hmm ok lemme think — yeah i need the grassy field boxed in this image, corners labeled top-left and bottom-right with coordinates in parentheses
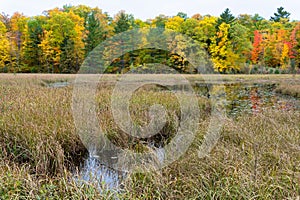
top-left (0, 74), bottom-right (299, 199)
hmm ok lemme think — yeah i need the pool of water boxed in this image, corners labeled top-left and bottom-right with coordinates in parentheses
top-left (74, 155), bottom-right (122, 189)
top-left (46, 81), bottom-right (70, 88)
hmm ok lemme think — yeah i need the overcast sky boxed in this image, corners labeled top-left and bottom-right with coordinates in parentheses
top-left (0, 0), bottom-right (299, 20)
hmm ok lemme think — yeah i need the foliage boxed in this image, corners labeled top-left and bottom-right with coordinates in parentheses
top-left (0, 21), bottom-right (10, 72)
top-left (251, 30), bottom-right (262, 64)
top-left (0, 6), bottom-right (299, 73)
top-left (210, 23), bottom-right (240, 73)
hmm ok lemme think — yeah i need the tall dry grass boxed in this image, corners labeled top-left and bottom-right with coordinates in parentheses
top-left (0, 74), bottom-right (299, 199)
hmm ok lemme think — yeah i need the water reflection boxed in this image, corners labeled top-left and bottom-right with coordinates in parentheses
top-left (195, 82), bottom-right (299, 116)
top-left (47, 81), bottom-right (70, 88)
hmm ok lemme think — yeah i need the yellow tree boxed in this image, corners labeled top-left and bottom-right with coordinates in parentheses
top-left (166, 16), bottom-right (209, 72)
top-left (209, 23), bottom-right (240, 73)
top-left (0, 21), bottom-right (10, 71)
top-left (290, 22), bottom-right (300, 69)
top-left (280, 42), bottom-right (289, 69)
top-left (262, 27), bottom-right (290, 68)
top-left (194, 16), bottom-right (217, 49)
top-left (165, 16), bottom-right (184, 32)
top-left (39, 9), bottom-right (85, 72)
top-left (9, 12), bottom-right (28, 71)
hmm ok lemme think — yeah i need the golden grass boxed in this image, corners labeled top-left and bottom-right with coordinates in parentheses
top-left (0, 74), bottom-right (299, 199)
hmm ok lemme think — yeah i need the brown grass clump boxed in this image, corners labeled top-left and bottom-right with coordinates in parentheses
top-left (275, 83), bottom-right (300, 98)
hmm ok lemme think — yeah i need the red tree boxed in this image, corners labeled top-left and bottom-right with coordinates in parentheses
top-left (251, 30), bottom-right (262, 64)
top-left (290, 22), bottom-right (300, 59)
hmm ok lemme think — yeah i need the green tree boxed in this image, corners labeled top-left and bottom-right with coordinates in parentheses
top-left (236, 14), bottom-right (270, 37)
top-left (180, 18), bottom-right (199, 38)
top-left (24, 16), bottom-right (45, 72)
top-left (216, 8), bottom-right (235, 28)
top-left (114, 11), bottom-right (134, 34)
top-left (151, 14), bottom-right (168, 28)
top-left (270, 7), bottom-right (290, 22)
top-left (84, 10), bottom-right (106, 56)
top-left (252, 14), bottom-right (271, 31)
top-left (176, 12), bottom-right (188, 20)
top-left (111, 11), bottom-right (135, 72)
top-left (229, 23), bottom-right (252, 65)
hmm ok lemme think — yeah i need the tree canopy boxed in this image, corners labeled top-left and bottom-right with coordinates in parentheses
top-left (0, 6), bottom-right (299, 74)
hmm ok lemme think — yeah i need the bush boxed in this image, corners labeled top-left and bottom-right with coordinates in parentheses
top-left (269, 68), bottom-right (274, 74)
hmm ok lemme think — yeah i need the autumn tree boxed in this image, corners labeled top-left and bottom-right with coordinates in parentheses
top-left (9, 12), bottom-right (28, 71)
top-left (290, 22), bottom-right (300, 69)
top-left (262, 29), bottom-right (290, 68)
top-left (280, 42), bottom-right (290, 69)
top-left (195, 16), bottom-right (217, 50)
top-left (210, 23), bottom-right (240, 73)
top-left (0, 5), bottom-right (299, 74)
top-left (0, 21), bottom-right (10, 72)
top-left (0, 13), bottom-right (11, 31)
top-left (165, 16), bottom-right (184, 32)
top-left (251, 30), bottom-right (262, 64)
top-left (39, 9), bottom-right (85, 73)
top-left (192, 13), bottom-right (202, 21)
top-left (64, 5), bottom-right (113, 57)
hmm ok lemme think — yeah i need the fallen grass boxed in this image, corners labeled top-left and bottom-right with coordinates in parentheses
top-left (0, 74), bottom-right (299, 199)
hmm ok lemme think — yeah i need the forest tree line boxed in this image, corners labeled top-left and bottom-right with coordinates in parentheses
top-left (0, 5), bottom-right (300, 74)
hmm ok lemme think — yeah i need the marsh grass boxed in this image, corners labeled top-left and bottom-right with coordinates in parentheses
top-left (0, 74), bottom-right (299, 199)
top-left (121, 109), bottom-right (300, 199)
top-left (275, 83), bottom-right (300, 98)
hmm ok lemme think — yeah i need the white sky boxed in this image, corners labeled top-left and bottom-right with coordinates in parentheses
top-left (0, 0), bottom-right (299, 20)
